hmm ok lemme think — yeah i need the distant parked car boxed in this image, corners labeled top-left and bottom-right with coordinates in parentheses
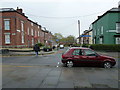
top-left (61, 47), bottom-right (116, 68)
top-left (60, 45), bottom-right (64, 49)
top-left (43, 47), bottom-right (52, 52)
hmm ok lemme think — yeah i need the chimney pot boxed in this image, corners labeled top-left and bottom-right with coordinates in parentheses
top-left (16, 8), bottom-right (23, 13)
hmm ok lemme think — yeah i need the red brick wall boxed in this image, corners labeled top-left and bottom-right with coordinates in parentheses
top-left (1, 9), bottom-right (54, 48)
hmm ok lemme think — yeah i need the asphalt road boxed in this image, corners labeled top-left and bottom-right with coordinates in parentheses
top-left (2, 48), bottom-right (119, 88)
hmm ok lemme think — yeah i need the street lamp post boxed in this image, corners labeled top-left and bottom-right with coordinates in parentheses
top-left (78, 20), bottom-right (80, 44)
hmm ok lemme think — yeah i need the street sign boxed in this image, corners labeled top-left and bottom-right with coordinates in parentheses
top-left (80, 35), bottom-right (91, 37)
top-left (56, 39), bottom-right (59, 41)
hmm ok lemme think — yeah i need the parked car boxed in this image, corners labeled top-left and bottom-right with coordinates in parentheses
top-left (43, 47), bottom-right (52, 52)
top-left (61, 47), bottom-right (116, 68)
top-left (60, 45), bottom-right (64, 49)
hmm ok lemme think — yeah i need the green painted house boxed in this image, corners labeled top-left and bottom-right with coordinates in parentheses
top-left (92, 7), bottom-right (120, 44)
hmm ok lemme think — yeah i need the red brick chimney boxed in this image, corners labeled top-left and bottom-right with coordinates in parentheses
top-left (16, 7), bottom-right (23, 13)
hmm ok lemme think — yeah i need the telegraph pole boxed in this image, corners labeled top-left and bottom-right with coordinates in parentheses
top-left (78, 20), bottom-right (80, 44)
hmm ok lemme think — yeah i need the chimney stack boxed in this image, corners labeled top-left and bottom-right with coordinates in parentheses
top-left (16, 7), bottom-right (23, 13)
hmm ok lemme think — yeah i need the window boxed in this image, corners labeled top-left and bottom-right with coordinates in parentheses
top-left (116, 23), bottom-right (120, 33)
top-left (21, 34), bottom-right (24, 43)
top-left (38, 26), bottom-right (39, 29)
top-left (38, 39), bottom-right (40, 43)
top-left (94, 30), bottom-right (96, 35)
top-left (32, 38), bottom-right (34, 46)
top-left (101, 26), bottom-right (103, 34)
top-left (21, 21), bottom-right (24, 32)
top-left (73, 49), bottom-right (83, 55)
top-left (84, 49), bottom-right (96, 56)
top-left (4, 33), bottom-right (10, 44)
top-left (4, 19), bottom-right (10, 30)
top-left (116, 37), bottom-right (120, 44)
top-left (38, 31), bottom-right (39, 36)
top-left (31, 22), bottom-right (33, 26)
top-left (100, 38), bottom-right (103, 44)
top-left (31, 29), bottom-right (33, 36)
top-left (98, 29), bottom-right (99, 35)
top-left (21, 21), bottom-right (24, 43)
top-left (35, 31), bottom-right (37, 37)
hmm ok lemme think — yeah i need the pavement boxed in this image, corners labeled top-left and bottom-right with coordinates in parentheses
top-left (0, 49), bottom-right (58, 57)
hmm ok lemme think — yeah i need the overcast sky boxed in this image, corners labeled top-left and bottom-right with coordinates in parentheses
top-left (1, 0), bottom-right (120, 37)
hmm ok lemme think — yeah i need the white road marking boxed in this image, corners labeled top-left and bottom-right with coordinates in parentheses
top-left (56, 62), bottom-right (60, 67)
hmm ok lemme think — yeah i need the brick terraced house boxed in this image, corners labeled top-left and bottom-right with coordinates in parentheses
top-left (0, 8), bottom-right (53, 48)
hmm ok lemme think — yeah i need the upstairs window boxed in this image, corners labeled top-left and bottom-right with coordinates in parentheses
top-left (21, 21), bottom-right (24, 32)
top-left (31, 29), bottom-right (33, 36)
top-left (31, 22), bottom-right (33, 26)
top-left (116, 23), bottom-right (120, 33)
top-left (94, 29), bottom-right (96, 36)
top-left (101, 26), bottom-right (103, 34)
top-left (4, 19), bottom-right (10, 30)
top-left (38, 31), bottom-right (39, 36)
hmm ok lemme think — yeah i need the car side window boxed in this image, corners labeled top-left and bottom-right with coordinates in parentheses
top-left (84, 49), bottom-right (96, 56)
top-left (72, 49), bottom-right (83, 56)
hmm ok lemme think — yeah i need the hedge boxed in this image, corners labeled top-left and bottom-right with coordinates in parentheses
top-left (72, 44), bottom-right (120, 52)
top-left (90, 44), bottom-right (120, 52)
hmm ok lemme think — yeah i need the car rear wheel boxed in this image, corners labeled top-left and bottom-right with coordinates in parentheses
top-left (103, 62), bottom-right (112, 68)
top-left (66, 61), bottom-right (73, 67)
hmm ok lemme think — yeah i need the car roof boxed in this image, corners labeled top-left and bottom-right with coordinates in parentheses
top-left (69, 47), bottom-right (90, 50)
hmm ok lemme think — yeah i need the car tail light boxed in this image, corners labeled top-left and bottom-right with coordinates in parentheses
top-left (62, 54), bottom-right (64, 58)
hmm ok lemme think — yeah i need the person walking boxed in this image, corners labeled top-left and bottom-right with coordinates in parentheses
top-left (33, 44), bottom-right (40, 56)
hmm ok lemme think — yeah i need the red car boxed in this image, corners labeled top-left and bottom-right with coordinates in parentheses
top-left (61, 47), bottom-right (116, 68)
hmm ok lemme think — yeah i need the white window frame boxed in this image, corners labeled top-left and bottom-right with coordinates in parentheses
top-left (21, 21), bottom-right (24, 43)
top-left (100, 38), bottom-right (103, 44)
top-left (35, 31), bottom-right (37, 37)
top-left (116, 37), bottom-right (120, 44)
top-left (94, 38), bottom-right (96, 44)
top-left (38, 39), bottom-right (40, 43)
top-left (101, 26), bottom-right (103, 34)
top-left (4, 33), bottom-right (10, 44)
top-left (31, 29), bottom-right (33, 36)
top-left (38, 26), bottom-right (39, 29)
top-left (21, 34), bottom-right (24, 43)
top-left (94, 30), bottom-right (96, 35)
top-left (21, 21), bottom-right (24, 32)
top-left (32, 38), bottom-right (34, 46)
top-left (98, 29), bottom-right (99, 35)
top-left (4, 19), bottom-right (10, 30)
top-left (116, 23), bottom-right (120, 33)
top-left (38, 31), bottom-right (39, 36)
top-left (31, 22), bottom-right (33, 26)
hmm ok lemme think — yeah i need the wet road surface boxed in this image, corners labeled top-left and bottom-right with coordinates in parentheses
top-left (2, 49), bottom-right (119, 88)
